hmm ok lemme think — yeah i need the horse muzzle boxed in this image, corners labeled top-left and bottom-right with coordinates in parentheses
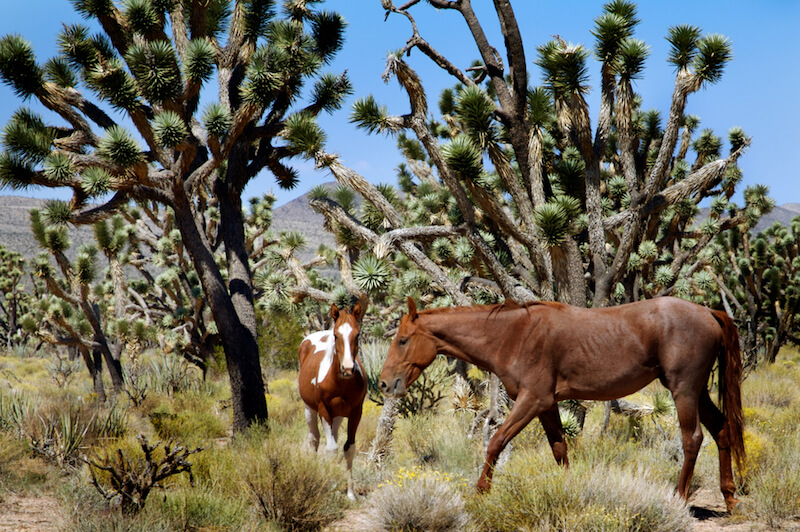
top-left (378, 376), bottom-right (407, 397)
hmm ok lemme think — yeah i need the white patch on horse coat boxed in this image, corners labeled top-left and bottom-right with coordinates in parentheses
top-left (303, 330), bottom-right (335, 386)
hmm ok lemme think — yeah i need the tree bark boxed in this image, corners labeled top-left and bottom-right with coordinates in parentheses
top-left (172, 191), bottom-right (268, 432)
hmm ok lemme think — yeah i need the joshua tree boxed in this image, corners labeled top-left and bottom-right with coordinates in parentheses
top-left (292, 1), bottom-right (770, 315)
top-left (704, 214), bottom-right (800, 367)
top-left (282, 0), bottom-right (771, 453)
top-left (0, 245), bottom-right (29, 348)
top-left (22, 208), bottom-right (126, 400)
top-left (0, 0), bottom-right (351, 430)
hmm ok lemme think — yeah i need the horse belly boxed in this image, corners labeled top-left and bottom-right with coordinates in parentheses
top-left (558, 367), bottom-right (660, 401)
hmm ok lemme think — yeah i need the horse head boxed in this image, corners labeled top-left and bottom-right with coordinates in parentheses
top-left (379, 297), bottom-right (438, 397)
top-left (330, 300), bottom-right (364, 379)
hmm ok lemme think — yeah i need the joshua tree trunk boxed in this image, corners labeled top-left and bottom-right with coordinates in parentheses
top-left (368, 396), bottom-right (400, 466)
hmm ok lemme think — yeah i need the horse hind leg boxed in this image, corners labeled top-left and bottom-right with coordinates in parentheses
top-left (305, 406), bottom-right (320, 452)
top-left (699, 388), bottom-right (738, 511)
top-left (673, 394), bottom-right (704, 502)
top-left (538, 405), bottom-right (569, 467)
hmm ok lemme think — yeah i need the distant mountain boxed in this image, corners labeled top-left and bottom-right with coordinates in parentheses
top-left (271, 183), bottom-right (337, 257)
top-left (0, 196), bottom-right (95, 260)
top-left (1, 192), bottom-right (797, 263)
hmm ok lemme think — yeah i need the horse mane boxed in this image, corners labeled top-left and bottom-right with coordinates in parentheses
top-left (418, 299), bottom-right (566, 317)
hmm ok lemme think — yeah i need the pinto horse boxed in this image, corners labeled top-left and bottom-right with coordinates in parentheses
top-left (299, 301), bottom-right (366, 499)
top-left (379, 296), bottom-right (745, 511)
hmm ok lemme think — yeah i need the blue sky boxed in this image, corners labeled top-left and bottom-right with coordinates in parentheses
top-left (0, 0), bottom-right (797, 207)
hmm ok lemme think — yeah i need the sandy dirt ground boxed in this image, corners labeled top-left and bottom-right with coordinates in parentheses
top-left (1, 487), bottom-right (794, 531)
top-left (0, 494), bottom-right (65, 532)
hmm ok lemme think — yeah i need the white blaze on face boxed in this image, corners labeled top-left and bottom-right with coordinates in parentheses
top-left (338, 322), bottom-right (355, 373)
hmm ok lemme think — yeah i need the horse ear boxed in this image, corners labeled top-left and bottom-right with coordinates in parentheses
top-left (353, 300), bottom-right (365, 322)
top-left (407, 297), bottom-right (418, 321)
top-left (330, 303), bottom-right (339, 321)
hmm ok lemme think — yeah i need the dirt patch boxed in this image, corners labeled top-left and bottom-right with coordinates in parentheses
top-left (689, 487), bottom-right (771, 531)
top-left (0, 494), bottom-right (65, 532)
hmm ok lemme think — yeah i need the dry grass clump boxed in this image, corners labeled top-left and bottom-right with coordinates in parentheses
top-left (737, 350), bottom-right (800, 526)
top-left (241, 429), bottom-right (350, 531)
top-left (467, 448), bottom-right (693, 532)
top-left (357, 467), bottom-right (469, 532)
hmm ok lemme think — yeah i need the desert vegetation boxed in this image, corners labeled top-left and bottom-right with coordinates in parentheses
top-left (1, 340), bottom-right (800, 530)
top-left (1, 0), bottom-right (799, 530)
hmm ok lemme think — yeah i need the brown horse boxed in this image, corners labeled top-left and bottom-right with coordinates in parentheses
top-left (299, 301), bottom-right (366, 499)
top-left (379, 297), bottom-right (745, 511)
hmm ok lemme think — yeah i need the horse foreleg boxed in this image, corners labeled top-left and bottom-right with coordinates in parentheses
top-left (538, 405), bottom-right (569, 467)
top-left (477, 394), bottom-right (543, 493)
top-left (343, 407), bottom-right (362, 500)
top-left (321, 415), bottom-right (344, 454)
top-left (673, 395), bottom-right (704, 502)
top-left (699, 389), bottom-right (739, 511)
top-left (305, 406), bottom-right (320, 452)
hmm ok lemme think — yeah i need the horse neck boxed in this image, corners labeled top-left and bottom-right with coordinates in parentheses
top-left (420, 310), bottom-right (507, 372)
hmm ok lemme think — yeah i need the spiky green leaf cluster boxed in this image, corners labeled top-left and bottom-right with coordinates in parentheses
top-left (537, 40), bottom-right (590, 98)
top-left (311, 72), bottom-right (352, 114)
top-left (0, 35), bottom-right (44, 99)
top-left (98, 125), bottom-right (143, 167)
top-left (441, 135), bottom-right (482, 181)
top-left (311, 10), bottom-right (346, 64)
top-left (81, 167), bottom-right (113, 197)
top-left (533, 201), bottom-right (574, 247)
top-left (353, 254), bottom-right (392, 293)
top-left (202, 103), bottom-right (232, 138)
top-left (283, 112), bottom-right (326, 157)
top-left (152, 110), bottom-right (188, 148)
top-left (666, 24), bottom-right (702, 70)
top-left (44, 57), bottom-right (78, 88)
top-left (124, 0), bottom-right (161, 35)
top-left (350, 96), bottom-right (393, 135)
top-left (184, 38), bottom-right (216, 82)
top-left (2, 108), bottom-right (54, 164)
top-left (125, 40), bottom-right (181, 102)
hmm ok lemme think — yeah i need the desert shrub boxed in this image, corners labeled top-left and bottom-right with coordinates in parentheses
top-left (739, 367), bottom-right (800, 526)
top-left (0, 431), bottom-right (45, 491)
top-left (361, 342), bottom-right (456, 415)
top-left (360, 339), bottom-right (390, 404)
top-left (47, 350), bottom-right (82, 388)
top-left (395, 412), bottom-right (481, 476)
top-left (24, 403), bottom-right (92, 469)
top-left (243, 432), bottom-right (348, 531)
top-left (92, 401), bottom-right (129, 440)
top-left (87, 434), bottom-right (203, 516)
top-left (148, 485), bottom-right (262, 530)
top-left (745, 450), bottom-right (800, 527)
top-left (359, 467), bottom-right (468, 532)
top-left (264, 377), bottom-right (305, 429)
top-left (258, 308), bottom-right (306, 371)
top-left (148, 354), bottom-right (201, 396)
top-left (467, 448), bottom-right (693, 532)
top-left (0, 388), bottom-right (32, 434)
top-left (148, 393), bottom-right (227, 444)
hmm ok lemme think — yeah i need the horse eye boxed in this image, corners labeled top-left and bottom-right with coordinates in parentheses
top-left (398, 337), bottom-right (408, 346)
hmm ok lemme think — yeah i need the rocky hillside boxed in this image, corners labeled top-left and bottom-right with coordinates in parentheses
top-left (0, 193), bottom-right (797, 262)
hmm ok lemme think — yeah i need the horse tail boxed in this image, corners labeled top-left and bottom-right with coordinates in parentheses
top-left (711, 309), bottom-right (746, 473)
